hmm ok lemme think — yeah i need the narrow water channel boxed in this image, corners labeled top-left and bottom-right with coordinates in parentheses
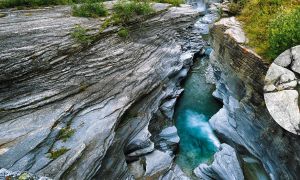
top-left (175, 55), bottom-right (222, 175)
top-left (174, 1), bottom-right (271, 179)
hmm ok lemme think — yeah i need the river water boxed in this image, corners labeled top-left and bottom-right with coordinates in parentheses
top-left (174, 1), bottom-right (270, 179)
top-left (175, 54), bottom-right (222, 175)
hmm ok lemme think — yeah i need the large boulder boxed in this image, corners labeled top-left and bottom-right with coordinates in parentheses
top-left (194, 144), bottom-right (244, 180)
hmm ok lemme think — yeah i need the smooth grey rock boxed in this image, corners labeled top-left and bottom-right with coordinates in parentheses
top-left (264, 90), bottom-right (300, 134)
top-left (215, 17), bottom-right (248, 44)
top-left (127, 142), bottom-right (155, 157)
top-left (161, 99), bottom-right (177, 120)
top-left (145, 150), bottom-right (173, 176)
top-left (194, 144), bottom-right (244, 180)
top-left (159, 126), bottom-right (180, 143)
top-left (160, 165), bottom-right (190, 180)
top-left (273, 49), bottom-right (292, 67)
top-left (264, 63), bottom-right (296, 90)
top-left (263, 84), bottom-right (276, 92)
top-left (276, 80), bottom-right (297, 90)
top-left (291, 46), bottom-right (300, 74)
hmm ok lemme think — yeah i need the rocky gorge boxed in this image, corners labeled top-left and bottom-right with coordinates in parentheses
top-left (0, 0), bottom-right (299, 180)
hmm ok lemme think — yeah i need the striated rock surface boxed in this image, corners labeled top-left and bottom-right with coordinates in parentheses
top-left (0, 3), bottom-right (202, 179)
top-left (209, 17), bottom-right (300, 179)
top-left (194, 143), bottom-right (244, 180)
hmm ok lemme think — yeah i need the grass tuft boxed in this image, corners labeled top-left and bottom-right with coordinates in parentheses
top-left (57, 127), bottom-right (75, 142)
top-left (153, 0), bottom-right (184, 6)
top-left (112, 0), bottom-right (154, 25)
top-left (118, 27), bottom-right (129, 38)
top-left (71, 25), bottom-right (93, 45)
top-left (72, 1), bottom-right (107, 17)
top-left (48, 147), bottom-right (70, 159)
top-left (0, 0), bottom-right (72, 9)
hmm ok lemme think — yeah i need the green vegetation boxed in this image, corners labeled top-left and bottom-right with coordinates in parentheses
top-left (0, 0), bottom-right (72, 9)
top-left (48, 147), bottom-right (70, 159)
top-left (0, 0), bottom-right (104, 9)
top-left (228, 0), bottom-right (247, 15)
top-left (268, 7), bottom-right (300, 60)
top-left (72, 1), bottom-right (107, 17)
top-left (112, 0), bottom-right (153, 24)
top-left (237, 0), bottom-right (300, 61)
top-left (57, 127), bottom-right (75, 142)
top-left (71, 25), bottom-right (93, 45)
top-left (118, 27), bottom-right (129, 38)
top-left (153, 0), bottom-right (184, 6)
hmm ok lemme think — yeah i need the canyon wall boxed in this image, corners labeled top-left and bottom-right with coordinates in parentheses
top-left (209, 17), bottom-right (300, 180)
top-left (0, 3), bottom-right (202, 179)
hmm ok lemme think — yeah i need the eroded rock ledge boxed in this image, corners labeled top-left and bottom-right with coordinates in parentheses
top-left (209, 17), bottom-right (300, 179)
top-left (0, 3), bottom-right (202, 179)
top-left (194, 143), bottom-right (244, 180)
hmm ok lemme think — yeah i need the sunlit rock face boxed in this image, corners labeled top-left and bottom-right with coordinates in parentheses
top-left (0, 3), bottom-right (202, 179)
top-left (264, 46), bottom-right (300, 135)
top-left (209, 17), bottom-right (300, 179)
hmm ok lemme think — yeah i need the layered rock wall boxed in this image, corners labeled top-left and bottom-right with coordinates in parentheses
top-left (209, 17), bottom-right (300, 179)
top-left (0, 4), bottom-right (201, 179)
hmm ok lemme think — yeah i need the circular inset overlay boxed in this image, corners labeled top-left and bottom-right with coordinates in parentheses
top-left (264, 45), bottom-right (300, 135)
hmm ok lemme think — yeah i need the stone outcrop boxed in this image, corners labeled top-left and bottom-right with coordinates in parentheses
top-left (194, 143), bottom-right (244, 180)
top-left (264, 46), bottom-right (300, 135)
top-left (209, 17), bottom-right (300, 179)
top-left (0, 3), bottom-right (202, 179)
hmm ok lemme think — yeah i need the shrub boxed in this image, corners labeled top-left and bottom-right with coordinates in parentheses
top-left (71, 25), bottom-right (93, 45)
top-left (238, 0), bottom-right (300, 61)
top-left (72, 1), bottom-right (107, 17)
top-left (57, 127), bottom-right (75, 142)
top-left (267, 7), bottom-right (300, 59)
top-left (153, 0), bottom-right (184, 6)
top-left (118, 27), bottom-right (129, 38)
top-left (0, 0), bottom-right (103, 9)
top-left (112, 0), bottom-right (153, 24)
top-left (0, 0), bottom-right (72, 9)
top-left (48, 147), bottom-right (70, 159)
top-left (228, 0), bottom-right (247, 15)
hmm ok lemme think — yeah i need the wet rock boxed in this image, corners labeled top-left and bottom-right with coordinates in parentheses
top-left (194, 144), bottom-right (244, 180)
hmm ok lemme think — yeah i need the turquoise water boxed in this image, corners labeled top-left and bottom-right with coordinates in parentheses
top-left (175, 55), bottom-right (222, 174)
